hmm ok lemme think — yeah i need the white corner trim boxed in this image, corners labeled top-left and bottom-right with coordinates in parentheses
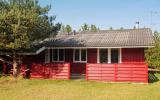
top-left (119, 48), bottom-right (122, 63)
top-left (97, 48), bottom-right (99, 63)
top-left (108, 48), bottom-right (111, 63)
top-left (45, 49), bottom-right (50, 63)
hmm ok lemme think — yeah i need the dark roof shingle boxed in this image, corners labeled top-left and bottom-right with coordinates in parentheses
top-left (42, 28), bottom-right (154, 48)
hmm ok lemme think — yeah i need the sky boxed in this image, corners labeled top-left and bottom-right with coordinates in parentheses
top-left (39, 0), bottom-right (160, 31)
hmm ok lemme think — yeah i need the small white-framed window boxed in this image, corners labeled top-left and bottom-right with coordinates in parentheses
top-left (52, 49), bottom-right (65, 62)
top-left (98, 48), bottom-right (122, 64)
top-left (73, 49), bottom-right (87, 63)
top-left (45, 49), bottom-right (50, 63)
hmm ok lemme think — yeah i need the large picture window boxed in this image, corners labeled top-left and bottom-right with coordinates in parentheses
top-left (98, 48), bottom-right (121, 64)
top-left (111, 49), bottom-right (119, 63)
top-left (74, 49), bottom-right (87, 62)
top-left (99, 49), bottom-right (108, 63)
top-left (52, 49), bottom-right (65, 62)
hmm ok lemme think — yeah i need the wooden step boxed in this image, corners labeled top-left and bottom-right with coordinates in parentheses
top-left (70, 73), bottom-right (86, 79)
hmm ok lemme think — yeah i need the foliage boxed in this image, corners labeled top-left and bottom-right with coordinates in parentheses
top-left (109, 26), bottom-right (113, 30)
top-left (90, 24), bottom-right (98, 32)
top-left (60, 24), bottom-right (72, 33)
top-left (0, 0), bottom-right (61, 76)
top-left (79, 24), bottom-right (99, 32)
top-left (145, 31), bottom-right (160, 69)
top-left (81, 23), bottom-right (90, 32)
top-left (0, 0), bottom-right (60, 50)
top-left (60, 24), bottom-right (66, 32)
top-left (120, 27), bottom-right (124, 30)
top-left (65, 25), bottom-right (72, 33)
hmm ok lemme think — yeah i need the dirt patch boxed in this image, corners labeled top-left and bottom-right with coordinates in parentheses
top-left (0, 80), bottom-right (9, 84)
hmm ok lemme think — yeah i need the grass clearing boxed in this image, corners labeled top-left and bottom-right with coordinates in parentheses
top-left (0, 74), bottom-right (159, 100)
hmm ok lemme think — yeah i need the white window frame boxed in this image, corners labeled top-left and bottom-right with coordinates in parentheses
top-left (45, 49), bottom-right (50, 63)
top-left (73, 49), bottom-right (87, 63)
top-left (52, 49), bottom-right (65, 62)
top-left (97, 48), bottom-right (122, 64)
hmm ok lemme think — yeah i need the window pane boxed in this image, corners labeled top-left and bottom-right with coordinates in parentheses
top-left (75, 49), bottom-right (80, 61)
top-left (45, 49), bottom-right (50, 63)
top-left (111, 49), bottom-right (119, 63)
top-left (100, 49), bottom-right (108, 63)
top-left (59, 49), bottom-right (64, 61)
top-left (53, 49), bottom-right (58, 61)
top-left (81, 49), bottom-right (86, 61)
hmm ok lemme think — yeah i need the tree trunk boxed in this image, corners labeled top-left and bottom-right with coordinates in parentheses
top-left (13, 56), bottom-right (18, 78)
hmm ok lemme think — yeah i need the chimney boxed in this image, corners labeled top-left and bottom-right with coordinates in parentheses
top-left (73, 30), bottom-right (76, 35)
top-left (135, 21), bottom-right (139, 29)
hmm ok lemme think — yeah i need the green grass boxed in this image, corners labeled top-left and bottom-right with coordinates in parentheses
top-left (0, 74), bottom-right (160, 100)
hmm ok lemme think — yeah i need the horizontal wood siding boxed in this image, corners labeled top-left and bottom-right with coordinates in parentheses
top-left (30, 63), bottom-right (70, 79)
top-left (122, 48), bottom-right (144, 63)
top-left (86, 63), bottom-right (148, 83)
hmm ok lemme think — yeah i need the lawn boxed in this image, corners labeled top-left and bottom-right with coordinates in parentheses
top-left (0, 74), bottom-right (159, 100)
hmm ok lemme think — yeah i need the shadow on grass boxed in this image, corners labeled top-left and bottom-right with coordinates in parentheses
top-left (148, 72), bottom-right (159, 83)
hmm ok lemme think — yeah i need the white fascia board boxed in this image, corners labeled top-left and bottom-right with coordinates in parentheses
top-left (19, 47), bottom-right (46, 55)
top-left (49, 46), bottom-right (154, 49)
top-left (36, 47), bottom-right (46, 54)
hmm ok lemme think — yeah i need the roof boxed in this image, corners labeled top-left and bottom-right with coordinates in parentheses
top-left (0, 28), bottom-right (154, 56)
top-left (41, 28), bottom-right (154, 48)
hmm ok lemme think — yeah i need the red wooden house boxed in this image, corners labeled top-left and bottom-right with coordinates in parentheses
top-left (20, 28), bottom-right (154, 83)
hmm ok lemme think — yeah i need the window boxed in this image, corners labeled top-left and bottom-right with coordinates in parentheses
top-left (53, 49), bottom-right (58, 61)
top-left (98, 48), bottom-right (121, 64)
top-left (74, 49), bottom-right (87, 62)
top-left (59, 49), bottom-right (64, 61)
top-left (99, 49), bottom-right (108, 63)
top-left (111, 49), bottom-right (119, 63)
top-left (81, 49), bottom-right (87, 61)
top-left (52, 49), bottom-right (65, 62)
top-left (45, 49), bottom-right (50, 63)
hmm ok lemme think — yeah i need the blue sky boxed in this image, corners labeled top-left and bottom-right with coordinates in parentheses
top-left (39, 0), bottom-right (160, 31)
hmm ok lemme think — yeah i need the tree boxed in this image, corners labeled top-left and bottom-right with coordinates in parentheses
top-left (120, 27), bottom-right (124, 30)
top-left (81, 23), bottom-right (89, 32)
top-left (65, 25), bottom-right (72, 33)
top-left (90, 24), bottom-right (98, 32)
top-left (145, 31), bottom-right (160, 70)
top-left (0, 0), bottom-right (61, 77)
top-left (109, 26), bottom-right (113, 30)
top-left (60, 24), bottom-right (65, 32)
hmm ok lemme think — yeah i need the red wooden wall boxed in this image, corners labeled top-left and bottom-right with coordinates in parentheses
top-left (86, 63), bottom-right (148, 83)
top-left (23, 48), bottom-right (145, 75)
top-left (65, 49), bottom-right (97, 74)
top-left (30, 63), bottom-right (70, 79)
top-left (122, 48), bottom-right (144, 63)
